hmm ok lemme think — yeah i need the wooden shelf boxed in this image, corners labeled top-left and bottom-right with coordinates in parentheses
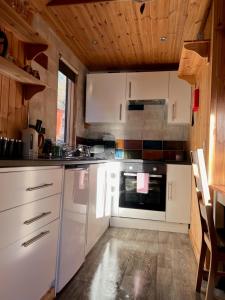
top-left (0, 57), bottom-right (47, 100)
top-left (178, 40), bottom-right (210, 85)
top-left (0, 0), bottom-right (47, 45)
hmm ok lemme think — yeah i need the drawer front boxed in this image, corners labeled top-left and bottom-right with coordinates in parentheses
top-left (0, 220), bottom-right (59, 300)
top-left (0, 167), bottom-right (63, 212)
top-left (0, 194), bottom-right (61, 249)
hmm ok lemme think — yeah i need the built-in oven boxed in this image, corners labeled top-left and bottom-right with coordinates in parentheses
top-left (118, 162), bottom-right (166, 221)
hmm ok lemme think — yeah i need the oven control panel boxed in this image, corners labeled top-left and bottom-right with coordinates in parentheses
top-left (121, 162), bottom-right (166, 174)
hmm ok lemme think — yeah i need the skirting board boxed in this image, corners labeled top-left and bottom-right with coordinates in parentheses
top-left (40, 288), bottom-right (55, 300)
top-left (110, 217), bottom-right (189, 234)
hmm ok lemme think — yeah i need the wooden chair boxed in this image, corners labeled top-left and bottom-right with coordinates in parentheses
top-left (191, 149), bottom-right (225, 300)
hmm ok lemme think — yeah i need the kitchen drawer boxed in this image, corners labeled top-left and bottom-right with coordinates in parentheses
top-left (0, 167), bottom-right (63, 212)
top-left (0, 220), bottom-right (59, 300)
top-left (0, 194), bottom-right (61, 249)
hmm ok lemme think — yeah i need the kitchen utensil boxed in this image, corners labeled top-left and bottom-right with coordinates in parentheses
top-left (0, 137), bottom-right (8, 159)
top-left (42, 139), bottom-right (52, 157)
top-left (6, 139), bottom-right (15, 159)
top-left (35, 119), bottom-right (42, 133)
top-left (13, 140), bottom-right (23, 159)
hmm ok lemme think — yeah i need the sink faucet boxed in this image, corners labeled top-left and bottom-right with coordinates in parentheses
top-left (62, 144), bottom-right (91, 158)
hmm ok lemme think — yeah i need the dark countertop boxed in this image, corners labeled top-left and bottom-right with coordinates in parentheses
top-left (0, 158), bottom-right (191, 168)
top-left (0, 158), bottom-right (108, 168)
top-left (110, 159), bottom-right (191, 165)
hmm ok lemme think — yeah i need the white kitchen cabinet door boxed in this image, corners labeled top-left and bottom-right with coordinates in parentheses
top-left (126, 71), bottom-right (169, 100)
top-left (0, 167), bottom-right (63, 212)
top-left (0, 194), bottom-right (60, 250)
top-left (86, 164), bottom-right (109, 255)
top-left (168, 71), bottom-right (192, 124)
top-left (166, 165), bottom-right (192, 224)
top-left (57, 168), bottom-right (88, 292)
top-left (0, 220), bottom-right (59, 300)
top-left (85, 73), bottom-right (126, 123)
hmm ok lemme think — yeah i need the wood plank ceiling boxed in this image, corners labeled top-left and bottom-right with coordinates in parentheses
top-left (31, 0), bottom-right (210, 70)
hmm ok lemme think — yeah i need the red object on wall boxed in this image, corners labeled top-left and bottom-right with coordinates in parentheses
top-left (193, 88), bottom-right (199, 112)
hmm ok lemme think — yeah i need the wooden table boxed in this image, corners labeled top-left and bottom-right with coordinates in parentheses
top-left (210, 184), bottom-right (225, 226)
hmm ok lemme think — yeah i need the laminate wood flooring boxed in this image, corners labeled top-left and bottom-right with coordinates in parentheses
top-left (57, 228), bottom-right (225, 300)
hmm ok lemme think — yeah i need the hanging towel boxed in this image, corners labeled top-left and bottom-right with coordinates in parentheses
top-left (79, 170), bottom-right (87, 190)
top-left (136, 173), bottom-right (149, 194)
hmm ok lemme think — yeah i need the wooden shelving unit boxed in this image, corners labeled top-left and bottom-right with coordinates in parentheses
top-left (0, 0), bottom-right (47, 45)
top-left (0, 0), bottom-right (49, 99)
top-left (0, 57), bottom-right (47, 100)
top-left (178, 40), bottom-right (210, 85)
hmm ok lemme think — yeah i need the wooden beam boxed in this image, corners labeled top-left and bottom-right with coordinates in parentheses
top-left (197, 0), bottom-right (213, 39)
top-left (47, 0), bottom-right (115, 6)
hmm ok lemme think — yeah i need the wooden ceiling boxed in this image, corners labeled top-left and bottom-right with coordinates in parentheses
top-left (31, 0), bottom-right (211, 70)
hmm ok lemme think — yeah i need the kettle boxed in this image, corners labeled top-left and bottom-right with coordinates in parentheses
top-left (22, 128), bottom-right (38, 159)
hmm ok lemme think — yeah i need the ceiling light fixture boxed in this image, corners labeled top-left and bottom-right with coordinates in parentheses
top-left (160, 36), bottom-right (167, 42)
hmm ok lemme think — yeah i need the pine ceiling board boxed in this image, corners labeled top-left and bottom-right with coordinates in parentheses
top-left (31, 0), bottom-right (210, 70)
top-left (173, 0), bottom-right (189, 63)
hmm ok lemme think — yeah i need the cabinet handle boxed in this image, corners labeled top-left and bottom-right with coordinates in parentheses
top-left (172, 102), bottom-right (176, 120)
top-left (24, 211), bottom-right (52, 225)
top-left (119, 104), bottom-right (122, 121)
top-left (129, 81), bottom-right (132, 98)
top-left (26, 183), bottom-right (53, 192)
top-left (168, 183), bottom-right (173, 200)
top-left (21, 231), bottom-right (50, 248)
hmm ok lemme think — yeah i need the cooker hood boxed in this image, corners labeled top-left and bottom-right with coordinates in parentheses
top-left (128, 99), bottom-right (166, 110)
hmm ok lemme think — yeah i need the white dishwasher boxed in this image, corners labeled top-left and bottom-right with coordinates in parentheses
top-left (57, 165), bottom-right (89, 293)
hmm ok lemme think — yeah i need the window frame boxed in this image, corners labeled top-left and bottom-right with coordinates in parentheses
top-left (56, 59), bottom-right (77, 145)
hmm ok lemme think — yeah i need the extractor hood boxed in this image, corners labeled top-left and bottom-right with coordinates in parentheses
top-left (128, 99), bottom-right (166, 110)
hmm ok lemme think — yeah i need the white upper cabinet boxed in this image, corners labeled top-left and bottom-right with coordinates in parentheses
top-left (85, 73), bottom-right (126, 123)
top-left (167, 71), bottom-right (192, 124)
top-left (126, 71), bottom-right (169, 100)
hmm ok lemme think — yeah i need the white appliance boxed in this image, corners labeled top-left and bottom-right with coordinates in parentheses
top-left (57, 166), bottom-right (89, 292)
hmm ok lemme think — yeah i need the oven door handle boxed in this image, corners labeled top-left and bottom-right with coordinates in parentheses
top-left (123, 173), bottom-right (163, 178)
top-left (123, 173), bottom-right (137, 177)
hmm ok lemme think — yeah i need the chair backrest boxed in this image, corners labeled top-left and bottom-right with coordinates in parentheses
top-left (191, 149), bottom-right (217, 250)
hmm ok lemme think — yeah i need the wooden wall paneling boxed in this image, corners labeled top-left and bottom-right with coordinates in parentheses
top-left (189, 0), bottom-right (225, 261)
top-left (188, 62), bottom-right (212, 260)
top-left (211, 0), bottom-right (225, 185)
top-left (0, 75), bottom-right (2, 135)
top-left (188, 6), bottom-right (213, 261)
top-left (0, 28), bottom-right (27, 139)
top-left (0, 76), bottom-right (9, 136)
top-left (7, 79), bottom-right (16, 138)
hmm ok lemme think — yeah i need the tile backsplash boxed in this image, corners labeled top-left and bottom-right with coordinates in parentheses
top-left (117, 139), bottom-right (188, 161)
top-left (76, 136), bottom-right (188, 161)
top-left (86, 105), bottom-right (189, 141)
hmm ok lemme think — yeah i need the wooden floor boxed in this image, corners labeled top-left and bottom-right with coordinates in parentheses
top-left (57, 228), bottom-right (225, 300)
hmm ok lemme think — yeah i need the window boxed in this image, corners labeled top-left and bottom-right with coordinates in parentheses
top-left (56, 59), bottom-right (77, 144)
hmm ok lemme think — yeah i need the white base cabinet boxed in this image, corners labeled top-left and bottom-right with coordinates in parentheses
top-left (86, 164), bottom-right (109, 255)
top-left (0, 220), bottom-right (59, 300)
top-left (0, 166), bottom-right (62, 300)
top-left (166, 164), bottom-right (192, 224)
